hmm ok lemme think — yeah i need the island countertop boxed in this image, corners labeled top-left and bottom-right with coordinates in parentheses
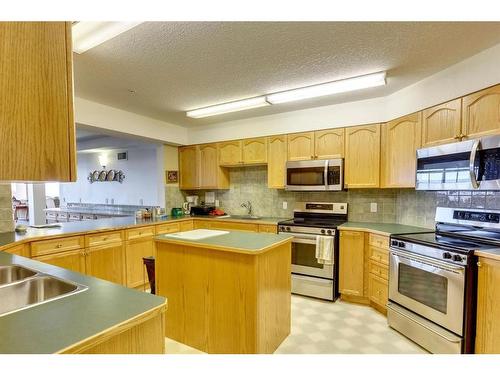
top-left (0, 252), bottom-right (166, 354)
top-left (155, 230), bottom-right (293, 254)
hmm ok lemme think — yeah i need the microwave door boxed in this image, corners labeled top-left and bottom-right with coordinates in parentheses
top-left (473, 134), bottom-right (500, 190)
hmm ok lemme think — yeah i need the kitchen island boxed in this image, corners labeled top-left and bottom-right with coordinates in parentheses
top-left (155, 230), bottom-right (293, 354)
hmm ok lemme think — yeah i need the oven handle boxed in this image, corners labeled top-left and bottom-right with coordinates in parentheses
top-left (390, 248), bottom-right (465, 274)
top-left (324, 160), bottom-right (329, 190)
top-left (469, 138), bottom-right (480, 189)
top-left (292, 238), bottom-right (317, 245)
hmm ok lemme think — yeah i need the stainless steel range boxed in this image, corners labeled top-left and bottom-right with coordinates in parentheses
top-left (388, 207), bottom-right (500, 354)
top-left (278, 202), bottom-right (348, 301)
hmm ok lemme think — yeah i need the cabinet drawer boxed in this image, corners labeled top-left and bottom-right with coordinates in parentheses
top-left (126, 226), bottom-right (155, 241)
top-left (369, 246), bottom-right (389, 266)
top-left (209, 221), bottom-right (258, 232)
top-left (369, 261), bottom-right (388, 280)
top-left (180, 220), bottom-right (194, 232)
top-left (369, 233), bottom-right (389, 249)
top-left (3, 244), bottom-right (30, 257)
top-left (156, 222), bottom-right (181, 235)
top-left (258, 224), bottom-right (277, 233)
top-left (194, 220), bottom-right (211, 229)
top-left (82, 214), bottom-right (96, 221)
top-left (31, 236), bottom-right (84, 257)
top-left (85, 231), bottom-right (123, 247)
top-left (369, 273), bottom-right (388, 307)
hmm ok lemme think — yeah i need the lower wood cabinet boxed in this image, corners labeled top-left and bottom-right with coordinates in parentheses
top-left (180, 220), bottom-right (194, 232)
top-left (339, 230), bottom-right (366, 298)
top-left (258, 224), bottom-right (277, 233)
top-left (85, 242), bottom-right (125, 285)
top-left (33, 249), bottom-right (85, 274)
top-left (368, 273), bottom-right (388, 308)
top-left (3, 244), bottom-right (30, 257)
top-left (125, 227), bottom-right (155, 289)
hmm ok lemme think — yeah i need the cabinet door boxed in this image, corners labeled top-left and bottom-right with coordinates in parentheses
top-left (199, 144), bottom-right (219, 188)
top-left (339, 231), bottom-right (365, 297)
top-left (85, 242), bottom-right (125, 285)
top-left (267, 135), bottom-right (287, 189)
top-left (218, 141), bottom-right (242, 166)
top-left (242, 137), bottom-right (267, 164)
top-left (34, 249), bottom-right (85, 274)
top-left (422, 99), bottom-right (462, 147)
top-left (125, 237), bottom-right (155, 288)
top-left (179, 146), bottom-right (199, 189)
top-left (287, 132), bottom-right (314, 161)
top-left (381, 113), bottom-right (422, 188)
top-left (475, 257), bottom-right (500, 353)
top-left (0, 22), bottom-right (76, 181)
top-left (314, 128), bottom-right (344, 159)
top-left (462, 85), bottom-right (500, 139)
top-left (344, 124), bottom-right (380, 188)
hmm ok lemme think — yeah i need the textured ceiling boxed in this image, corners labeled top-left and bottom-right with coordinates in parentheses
top-left (74, 22), bottom-right (500, 127)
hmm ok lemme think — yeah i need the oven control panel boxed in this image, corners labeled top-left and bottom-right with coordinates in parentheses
top-left (390, 239), bottom-right (468, 266)
top-left (278, 225), bottom-right (336, 236)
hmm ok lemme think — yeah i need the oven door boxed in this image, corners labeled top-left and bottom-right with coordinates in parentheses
top-left (291, 233), bottom-right (334, 279)
top-left (389, 248), bottom-right (465, 335)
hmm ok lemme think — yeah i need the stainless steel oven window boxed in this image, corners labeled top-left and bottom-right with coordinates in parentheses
top-left (292, 241), bottom-right (323, 269)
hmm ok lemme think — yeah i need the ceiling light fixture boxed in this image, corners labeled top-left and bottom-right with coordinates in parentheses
top-left (72, 22), bottom-right (143, 54)
top-left (186, 97), bottom-right (270, 119)
top-left (266, 72), bottom-right (387, 104)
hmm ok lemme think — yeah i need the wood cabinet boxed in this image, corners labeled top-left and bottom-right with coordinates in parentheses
top-left (339, 230), bottom-right (366, 298)
top-left (31, 235), bottom-right (84, 257)
top-left (179, 146), bottom-right (199, 189)
top-left (199, 143), bottom-right (229, 189)
top-left (33, 249), bottom-right (85, 274)
top-left (267, 135), bottom-right (287, 189)
top-left (156, 222), bottom-right (181, 235)
top-left (314, 128), bottom-right (344, 159)
top-left (475, 257), bottom-right (500, 353)
top-left (203, 220), bottom-right (259, 232)
top-left (367, 233), bottom-right (389, 313)
top-left (242, 137), bottom-right (267, 164)
top-left (125, 228), bottom-right (155, 289)
top-left (344, 124), bottom-right (381, 188)
top-left (287, 132), bottom-right (315, 161)
top-left (3, 244), bottom-right (30, 257)
top-left (462, 84), bottom-right (500, 140)
top-left (180, 220), bottom-right (194, 232)
top-left (0, 22), bottom-right (76, 182)
top-left (381, 113), bottom-right (422, 188)
top-left (85, 242), bottom-right (125, 285)
top-left (258, 224), bottom-right (277, 233)
top-left (218, 141), bottom-right (243, 166)
top-left (422, 99), bottom-right (462, 147)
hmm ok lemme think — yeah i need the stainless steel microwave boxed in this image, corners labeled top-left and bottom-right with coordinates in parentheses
top-left (285, 159), bottom-right (343, 191)
top-left (416, 134), bottom-right (500, 190)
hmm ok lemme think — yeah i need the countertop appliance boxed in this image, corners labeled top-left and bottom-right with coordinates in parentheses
top-left (278, 202), bottom-right (348, 301)
top-left (183, 195), bottom-right (199, 215)
top-left (416, 134), bottom-right (500, 190)
top-left (388, 207), bottom-right (500, 354)
top-left (190, 205), bottom-right (215, 216)
top-left (285, 159), bottom-right (343, 191)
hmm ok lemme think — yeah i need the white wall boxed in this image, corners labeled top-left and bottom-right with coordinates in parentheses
top-left (60, 147), bottom-right (163, 206)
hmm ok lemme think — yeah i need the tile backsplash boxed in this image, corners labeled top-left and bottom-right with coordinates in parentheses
top-left (0, 184), bottom-right (14, 233)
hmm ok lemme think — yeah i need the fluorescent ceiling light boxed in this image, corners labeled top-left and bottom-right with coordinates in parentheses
top-left (186, 97), bottom-right (270, 118)
top-left (266, 72), bottom-right (387, 104)
top-left (72, 22), bottom-right (143, 54)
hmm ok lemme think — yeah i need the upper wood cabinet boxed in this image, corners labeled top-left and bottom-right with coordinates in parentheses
top-left (344, 124), bottom-right (381, 188)
top-left (462, 84), bottom-right (500, 140)
top-left (314, 128), bottom-right (344, 159)
top-left (218, 141), bottom-right (243, 166)
top-left (267, 135), bottom-right (287, 189)
top-left (199, 143), bottom-right (229, 189)
top-left (381, 113), bottom-right (422, 188)
top-left (0, 22), bottom-right (76, 182)
top-left (422, 99), bottom-right (462, 147)
top-left (339, 230), bottom-right (365, 297)
top-left (242, 137), bottom-right (267, 164)
top-left (287, 132), bottom-right (315, 161)
top-left (179, 146), bottom-right (199, 189)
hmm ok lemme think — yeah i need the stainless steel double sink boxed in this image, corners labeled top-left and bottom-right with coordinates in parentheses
top-left (0, 264), bottom-right (88, 317)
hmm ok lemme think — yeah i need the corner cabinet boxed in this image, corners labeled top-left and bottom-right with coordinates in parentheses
top-left (267, 135), bottom-right (287, 189)
top-left (462, 84), bottom-right (500, 140)
top-left (339, 230), bottom-right (366, 298)
top-left (0, 22), bottom-right (76, 182)
top-left (422, 99), bottom-right (462, 147)
top-left (381, 113), bottom-right (422, 188)
top-left (344, 124), bottom-right (381, 188)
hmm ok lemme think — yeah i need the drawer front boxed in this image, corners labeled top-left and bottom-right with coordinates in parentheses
top-left (126, 226), bottom-right (155, 241)
top-left (369, 245), bottom-right (389, 266)
top-left (58, 212), bottom-right (69, 219)
top-left (369, 273), bottom-right (388, 307)
top-left (69, 213), bottom-right (81, 221)
top-left (369, 233), bottom-right (389, 249)
top-left (46, 212), bottom-right (57, 219)
top-left (82, 214), bottom-right (96, 220)
top-left (85, 231), bottom-right (123, 247)
top-left (180, 220), bottom-right (194, 231)
top-left (31, 236), bottom-right (84, 257)
top-left (209, 221), bottom-right (258, 232)
top-left (258, 224), bottom-right (277, 233)
top-left (156, 222), bottom-right (181, 235)
top-left (194, 220), bottom-right (211, 229)
top-left (369, 260), bottom-right (388, 280)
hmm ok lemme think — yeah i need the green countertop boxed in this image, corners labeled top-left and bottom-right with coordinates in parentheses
top-left (156, 231), bottom-right (293, 254)
top-left (0, 252), bottom-right (166, 354)
top-left (338, 222), bottom-right (432, 235)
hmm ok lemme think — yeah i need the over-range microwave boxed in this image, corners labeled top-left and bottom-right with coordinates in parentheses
top-left (416, 134), bottom-right (500, 190)
top-left (285, 159), bottom-right (343, 191)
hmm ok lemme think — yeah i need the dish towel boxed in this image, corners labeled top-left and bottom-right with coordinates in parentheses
top-left (316, 235), bottom-right (334, 265)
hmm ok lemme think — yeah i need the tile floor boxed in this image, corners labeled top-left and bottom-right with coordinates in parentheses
top-left (165, 295), bottom-right (428, 354)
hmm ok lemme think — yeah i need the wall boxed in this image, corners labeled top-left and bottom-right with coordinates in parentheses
top-left (0, 184), bottom-right (14, 233)
top-left (60, 147), bottom-right (164, 207)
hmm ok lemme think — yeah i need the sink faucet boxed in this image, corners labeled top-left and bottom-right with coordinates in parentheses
top-left (241, 201), bottom-right (252, 215)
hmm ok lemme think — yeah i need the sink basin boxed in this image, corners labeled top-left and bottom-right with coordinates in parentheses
top-left (0, 265), bottom-right (37, 286)
top-left (0, 275), bottom-right (87, 317)
top-left (225, 215), bottom-right (262, 220)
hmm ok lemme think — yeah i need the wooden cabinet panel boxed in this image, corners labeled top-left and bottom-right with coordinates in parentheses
top-left (344, 124), bottom-right (380, 188)
top-left (156, 222), bottom-right (181, 235)
top-left (463, 84), bottom-right (500, 139)
top-left (0, 22), bottom-right (76, 182)
top-left (208, 221), bottom-right (259, 232)
top-left (368, 273), bottom-right (388, 307)
top-left (179, 146), bottom-right (199, 189)
top-left (369, 233), bottom-right (389, 249)
top-left (475, 257), bottom-right (500, 353)
top-left (3, 244), bottom-right (30, 257)
top-left (85, 242), bottom-right (125, 285)
top-left (85, 231), bottom-right (123, 247)
top-left (381, 113), bottom-right (422, 188)
top-left (422, 99), bottom-right (462, 147)
top-left (180, 220), bottom-right (194, 232)
top-left (287, 132), bottom-right (314, 161)
top-left (369, 246), bottom-right (389, 266)
top-left (194, 220), bottom-right (211, 229)
top-left (258, 224), bottom-right (277, 233)
top-left (125, 226), bottom-right (155, 241)
top-left (31, 235), bottom-right (84, 257)
top-left (242, 137), bottom-right (267, 164)
top-left (267, 135), bottom-right (287, 189)
top-left (33, 249), bottom-right (85, 274)
top-left (368, 261), bottom-right (388, 281)
top-left (339, 230), bottom-right (365, 297)
top-left (314, 128), bottom-right (344, 159)
top-left (218, 141), bottom-right (242, 166)
top-left (199, 143), bottom-right (229, 189)
top-left (125, 237), bottom-right (155, 288)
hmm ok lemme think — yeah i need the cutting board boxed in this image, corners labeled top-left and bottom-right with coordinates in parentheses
top-left (164, 229), bottom-right (229, 240)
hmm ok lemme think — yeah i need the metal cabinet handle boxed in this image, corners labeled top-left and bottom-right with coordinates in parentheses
top-left (469, 139), bottom-right (480, 189)
top-left (56, 244), bottom-right (62, 248)
top-left (477, 261), bottom-right (482, 268)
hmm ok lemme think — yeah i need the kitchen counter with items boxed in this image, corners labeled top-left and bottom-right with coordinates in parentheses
top-left (0, 251), bottom-right (166, 354)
